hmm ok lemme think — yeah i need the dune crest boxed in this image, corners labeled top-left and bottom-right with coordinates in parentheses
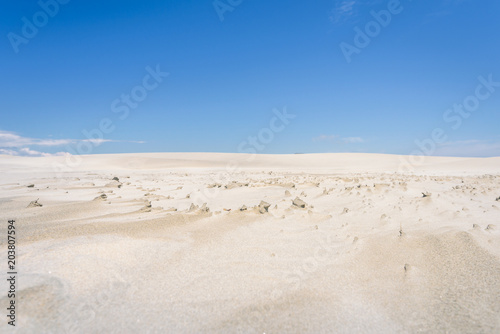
top-left (0, 152), bottom-right (499, 332)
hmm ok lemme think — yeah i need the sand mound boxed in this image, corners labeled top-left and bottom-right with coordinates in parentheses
top-left (1, 152), bottom-right (499, 332)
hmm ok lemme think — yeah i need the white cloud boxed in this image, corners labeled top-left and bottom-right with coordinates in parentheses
top-left (0, 148), bottom-right (19, 156)
top-left (329, 0), bottom-right (357, 24)
top-left (0, 132), bottom-right (30, 147)
top-left (342, 137), bottom-right (364, 143)
top-left (434, 140), bottom-right (500, 157)
top-left (424, 0), bottom-right (469, 22)
top-left (313, 134), bottom-right (338, 142)
top-left (0, 131), bottom-right (75, 148)
top-left (34, 139), bottom-right (77, 146)
top-left (18, 148), bottom-right (68, 157)
top-left (313, 134), bottom-right (364, 144)
top-left (329, 0), bottom-right (386, 25)
top-left (0, 130), bottom-right (145, 157)
top-left (81, 139), bottom-right (114, 145)
top-left (0, 131), bottom-right (114, 148)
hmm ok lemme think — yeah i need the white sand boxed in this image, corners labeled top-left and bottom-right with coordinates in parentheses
top-left (0, 153), bottom-right (499, 333)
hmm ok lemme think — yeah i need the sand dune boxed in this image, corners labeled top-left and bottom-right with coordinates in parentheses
top-left (0, 153), bottom-right (499, 333)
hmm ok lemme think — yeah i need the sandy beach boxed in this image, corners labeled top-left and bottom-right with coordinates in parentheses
top-left (0, 152), bottom-right (499, 333)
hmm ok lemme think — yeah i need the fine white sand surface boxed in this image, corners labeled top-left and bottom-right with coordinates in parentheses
top-left (0, 152), bottom-right (499, 333)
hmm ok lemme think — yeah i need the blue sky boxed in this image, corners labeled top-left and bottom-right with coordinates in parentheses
top-left (1, 0), bottom-right (499, 157)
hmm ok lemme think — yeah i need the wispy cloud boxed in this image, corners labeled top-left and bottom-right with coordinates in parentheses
top-left (0, 148), bottom-right (19, 156)
top-left (434, 139), bottom-right (500, 157)
top-left (341, 137), bottom-right (364, 143)
top-left (0, 130), bottom-right (145, 156)
top-left (328, 0), bottom-right (387, 25)
top-left (424, 0), bottom-right (470, 22)
top-left (313, 134), bottom-right (364, 144)
top-left (329, 0), bottom-right (357, 24)
top-left (442, 0), bottom-right (468, 5)
top-left (313, 134), bottom-right (339, 142)
top-left (0, 131), bottom-right (74, 148)
top-left (0, 147), bottom-right (68, 157)
top-left (0, 131), bottom-right (119, 148)
top-left (18, 148), bottom-right (69, 157)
